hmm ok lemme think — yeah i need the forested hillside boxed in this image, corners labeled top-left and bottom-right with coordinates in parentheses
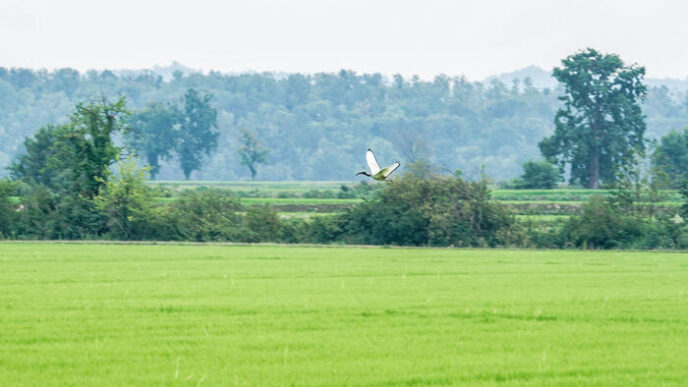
top-left (2, 66), bottom-right (688, 180)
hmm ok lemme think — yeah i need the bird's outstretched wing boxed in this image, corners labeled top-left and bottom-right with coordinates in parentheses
top-left (382, 162), bottom-right (400, 177)
top-left (366, 149), bottom-right (381, 174)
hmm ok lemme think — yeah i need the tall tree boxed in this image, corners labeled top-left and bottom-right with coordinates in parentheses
top-left (238, 128), bottom-right (269, 180)
top-left (61, 98), bottom-right (129, 198)
top-left (126, 102), bottom-right (178, 179)
top-left (539, 48), bottom-right (647, 188)
top-left (176, 89), bottom-right (218, 180)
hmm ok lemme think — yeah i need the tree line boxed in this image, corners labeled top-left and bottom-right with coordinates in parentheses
top-left (2, 56), bottom-right (688, 182)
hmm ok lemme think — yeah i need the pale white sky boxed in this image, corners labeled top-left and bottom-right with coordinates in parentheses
top-left (1, 0), bottom-right (687, 80)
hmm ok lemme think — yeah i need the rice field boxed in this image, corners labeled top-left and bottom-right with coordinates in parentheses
top-left (1, 243), bottom-right (687, 385)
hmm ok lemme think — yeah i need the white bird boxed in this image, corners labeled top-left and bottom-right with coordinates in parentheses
top-left (356, 149), bottom-right (400, 181)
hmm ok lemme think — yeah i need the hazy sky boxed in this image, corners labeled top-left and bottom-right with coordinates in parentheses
top-left (1, 0), bottom-right (687, 80)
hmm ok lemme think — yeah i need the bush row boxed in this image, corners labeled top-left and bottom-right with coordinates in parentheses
top-left (2, 170), bottom-right (688, 249)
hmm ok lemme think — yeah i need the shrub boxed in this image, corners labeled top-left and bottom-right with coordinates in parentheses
top-left (512, 160), bottom-right (560, 189)
top-left (337, 173), bottom-right (515, 246)
top-left (245, 205), bottom-right (282, 242)
top-left (14, 189), bottom-right (104, 240)
top-left (305, 216), bottom-right (343, 244)
top-left (13, 186), bottom-right (58, 239)
top-left (277, 218), bottom-right (311, 243)
top-left (164, 189), bottom-right (246, 242)
top-left (562, 195), bottom-right (643, 249)
top-left (93, 158), bottom-right (161, 240)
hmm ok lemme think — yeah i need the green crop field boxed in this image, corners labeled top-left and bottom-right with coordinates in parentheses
top-left (153, 180), bottom-right (352, 190)
top-left (1, 243), bottom-right (687, 385)
top-left (147, 182), bottom-right (682, 203)
top-left (493, 189), bottom-right (681, 202)
top-left (515, 214), bottom-right (571, 222)
top-left (152, 180), bottom-right (354, 195)
top-left (241, 197), bottom-right (362, 205)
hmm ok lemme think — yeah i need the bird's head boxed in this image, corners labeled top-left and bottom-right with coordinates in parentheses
top-left (356, 171), bottom-right (370, 177)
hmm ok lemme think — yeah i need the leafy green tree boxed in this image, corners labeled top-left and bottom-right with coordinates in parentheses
top-left (93, 157), bottom-right (158, 240)
top-left (10, 125), bottom-right (63, 188)
top-left (238, 128), bottom-right (269, 180)
top-left (176, 89), bottom-right (218, 179)
top-left (539, 48), bottom-right (647, 188)
top-left (652, 128), bottom-right (688, 188)
top-left (9, 98), bottom-right (128, 239)
top-left (126, 102), bottom-right (178, 179)
top-left (58, 98), bottom-right (129, 198)
top-left (11, 98), bottom-right (128, 198)
top-left (514, 160), bottom-right (560, 189)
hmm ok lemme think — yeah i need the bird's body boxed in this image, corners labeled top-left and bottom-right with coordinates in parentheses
top-left (356, 149), bottom-right (400, 181)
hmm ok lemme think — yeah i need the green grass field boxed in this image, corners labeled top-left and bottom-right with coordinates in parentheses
top-left (153, 180), bottom-right (353, 195)
top-left (149, 182), bottom-right (683, 203)
top-left (241, 197), bottom-right (362, 205)
top-left (1, 243), bottom-right (687, 385)
top-left (493, 189), bottom-right (681, 202)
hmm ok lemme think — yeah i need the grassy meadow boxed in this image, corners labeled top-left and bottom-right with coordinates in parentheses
top-left (1, 243), bottom-right (687, 385)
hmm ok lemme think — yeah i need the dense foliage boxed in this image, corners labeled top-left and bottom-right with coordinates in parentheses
top-left (2, 65), bottom-right (687, 181)
top-left (335, 173), bottom-right (516, 246)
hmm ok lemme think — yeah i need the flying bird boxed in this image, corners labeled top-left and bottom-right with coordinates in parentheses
top-left (356, 149), bottom-right (400, 181)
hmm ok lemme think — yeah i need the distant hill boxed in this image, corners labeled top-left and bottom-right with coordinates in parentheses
top-left (116, 61), bottom-right (688, 94)
top-left (486, 65), bottom-right (688, 95)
